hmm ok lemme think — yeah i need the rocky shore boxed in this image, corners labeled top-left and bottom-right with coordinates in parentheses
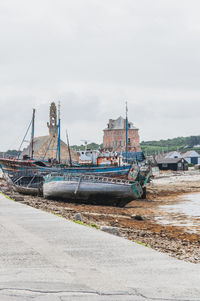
top-left (1, 170), bottom-right (200, 264)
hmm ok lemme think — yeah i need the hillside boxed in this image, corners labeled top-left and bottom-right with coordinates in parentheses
top-left (141, 136), bottom-right (200, 155)
top-left (72, 136), bottom-right (200, 155)
top-left (1, 136), bottom-right (200, 157)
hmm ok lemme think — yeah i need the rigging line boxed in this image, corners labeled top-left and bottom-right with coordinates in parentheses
top-left (66, 130), bottom-right (72, 167)
top-left (43, 125), bottom-right (58, 161)
top-left (17, 119), bottom-right (33, 158)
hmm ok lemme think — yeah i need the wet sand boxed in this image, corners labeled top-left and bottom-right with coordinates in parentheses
top-left (1, 170), bottom-right (200, 263)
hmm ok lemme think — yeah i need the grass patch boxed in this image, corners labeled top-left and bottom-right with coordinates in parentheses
top-left (0, 191), bottom-right (15, 201)
top-left (135, 240), bottom-right (150, 248)
top-left (73, 219), bottom-right (99, 229)
top-left (73, 220), bottom-right (86, 226)
top-left (89, 223), bottom-right (100, 229)
top-left (52, 212), bottom-right (64, 218)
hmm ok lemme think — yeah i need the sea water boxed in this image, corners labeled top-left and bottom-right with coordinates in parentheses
top-left (155, 193), bottom-right (200, 233)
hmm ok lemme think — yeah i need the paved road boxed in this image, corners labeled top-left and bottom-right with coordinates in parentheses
top-left (0, 193), bottom-right (199, 301)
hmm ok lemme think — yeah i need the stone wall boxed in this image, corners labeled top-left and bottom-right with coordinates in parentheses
top-left (34, 135), bottom-right (78, 162)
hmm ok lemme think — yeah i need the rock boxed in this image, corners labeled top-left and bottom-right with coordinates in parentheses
top-left (74, 213), bottom-right (83, 222)
top-left (132, 215), bottom-right (144, 221)
top-left (100, 226), bottom-right (120, 237)
top-left (13, 195), bottom-right (24, 202)
top-left (19, 201), bottom-right (29, 205)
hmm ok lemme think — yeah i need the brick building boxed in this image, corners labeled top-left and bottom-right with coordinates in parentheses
top-left (103, 116), bottom-right (141, 152)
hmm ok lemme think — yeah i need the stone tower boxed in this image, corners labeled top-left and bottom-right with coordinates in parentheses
top-left (20, 101), bottom-right (79, 162)
top-left (47, 102), bottom-right (58, 136)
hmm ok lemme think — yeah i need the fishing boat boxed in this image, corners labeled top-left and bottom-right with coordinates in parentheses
top-left (2, 159), bottom-right (150, 199)
top-left (43, 173), bottom-right (143, 206)
top-left (0, 157), bottom-right (132, 177)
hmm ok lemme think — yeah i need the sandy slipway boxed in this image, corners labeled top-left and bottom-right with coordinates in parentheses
top-left (0, 193), bottom-right (200, 301)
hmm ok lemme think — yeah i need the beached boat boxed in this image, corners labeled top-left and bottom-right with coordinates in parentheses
top-left (8, 170), bottom-right (44, 196)
top-left (43, 174), bottom-right (143, 206)
top-left (3, 161), bottom-right (150, 200)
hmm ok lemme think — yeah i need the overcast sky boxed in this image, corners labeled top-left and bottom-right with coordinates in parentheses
top-left (0, 0), bottom-right (200, 151)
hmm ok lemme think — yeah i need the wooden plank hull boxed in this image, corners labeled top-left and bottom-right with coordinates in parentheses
top-left (0, 158), bottom-right (131, 177)
top-left (8, 172), bottom-right (44, 197)
top-left (13, 185), bottom-right (43, 196)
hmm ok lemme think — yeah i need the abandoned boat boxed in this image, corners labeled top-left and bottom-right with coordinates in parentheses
top-left (43, 173), bottom-right (143, 206)
top-left (8, 170), bottom-right (44, 196)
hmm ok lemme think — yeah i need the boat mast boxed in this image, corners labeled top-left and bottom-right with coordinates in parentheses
top-left (66, 130), bottom-right (72, 167)
top-left (58, 101), bottom-right (61, 164)
top-left (125, 101), bottom-right (128, 163)
top-left (18, 110), bottom-right (35, 159)
top-left (31, 108), bottom-right (35, 160)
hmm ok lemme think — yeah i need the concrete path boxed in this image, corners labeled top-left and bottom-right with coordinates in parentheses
top-left (0, 193), bottom-right (199, 301)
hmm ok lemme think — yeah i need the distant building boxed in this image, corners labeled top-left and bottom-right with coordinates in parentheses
top-left (20, 102), bottom-right (78, 163)
top-left (155, 151), bottom-right (182, 163)
top-left (182, 150), bottom-right (200, 165)
top-left (156, 157), bottom-right (188, 171)
top-left (164, 151), bottom-right (182, 159)
top-left (155, 151), bottom-right (182, 160)
top-left (103, 116), bottom-right (141, 152)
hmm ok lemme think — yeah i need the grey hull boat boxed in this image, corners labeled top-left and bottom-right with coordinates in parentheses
top-left (43, 174), bottom-right (143, 206)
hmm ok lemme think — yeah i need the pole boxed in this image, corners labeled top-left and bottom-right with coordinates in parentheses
top-left (66, 130), bottom-right (72, 167)
top-left (125, 101), bottom-right (128, 163)
top-left (31, 109), bottom-right (35, 159)
top-left (58, 102), bottom-right (61, 164)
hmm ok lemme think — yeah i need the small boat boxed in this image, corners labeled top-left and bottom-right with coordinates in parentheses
top-left (43, 174), bottom-right (143, 206)
top-left (8, 170), bottom-right (44, 196)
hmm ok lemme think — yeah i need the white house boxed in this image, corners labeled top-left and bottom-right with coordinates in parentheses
top-left (164, 151), bottom-right (182, 159)
top-left (182, 150), bottom-right (200, 165)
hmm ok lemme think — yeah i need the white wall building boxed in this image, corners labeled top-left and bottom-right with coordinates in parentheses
top-left (164, 151), bottom-right (182, 159)
top-left (182, 151), bottom-right (200, 165)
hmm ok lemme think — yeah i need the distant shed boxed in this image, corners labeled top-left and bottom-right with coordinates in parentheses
top-left (182, 151), bottom-right (200, 165)
top-left (156, 158), bottom-right (188, 171)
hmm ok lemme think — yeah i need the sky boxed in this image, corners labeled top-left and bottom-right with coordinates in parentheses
top-left (0, 0), bottom-right (200, 151)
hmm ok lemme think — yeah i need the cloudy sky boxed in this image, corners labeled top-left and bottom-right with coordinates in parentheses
top-left (0, 0), bottom-right (200, 151)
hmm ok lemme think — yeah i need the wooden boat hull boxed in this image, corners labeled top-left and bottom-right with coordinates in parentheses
top-left (8, 172), bottom-right (44, 196)
top-left (13, 185), bottom-right (43, 196)
top-left (0, 158), bottom-right (131, 177)
top-left (43, 175), bottom-right (143, 206)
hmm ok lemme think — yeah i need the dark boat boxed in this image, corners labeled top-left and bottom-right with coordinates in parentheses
top-left (7, 170), bottom-right (44, 196)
